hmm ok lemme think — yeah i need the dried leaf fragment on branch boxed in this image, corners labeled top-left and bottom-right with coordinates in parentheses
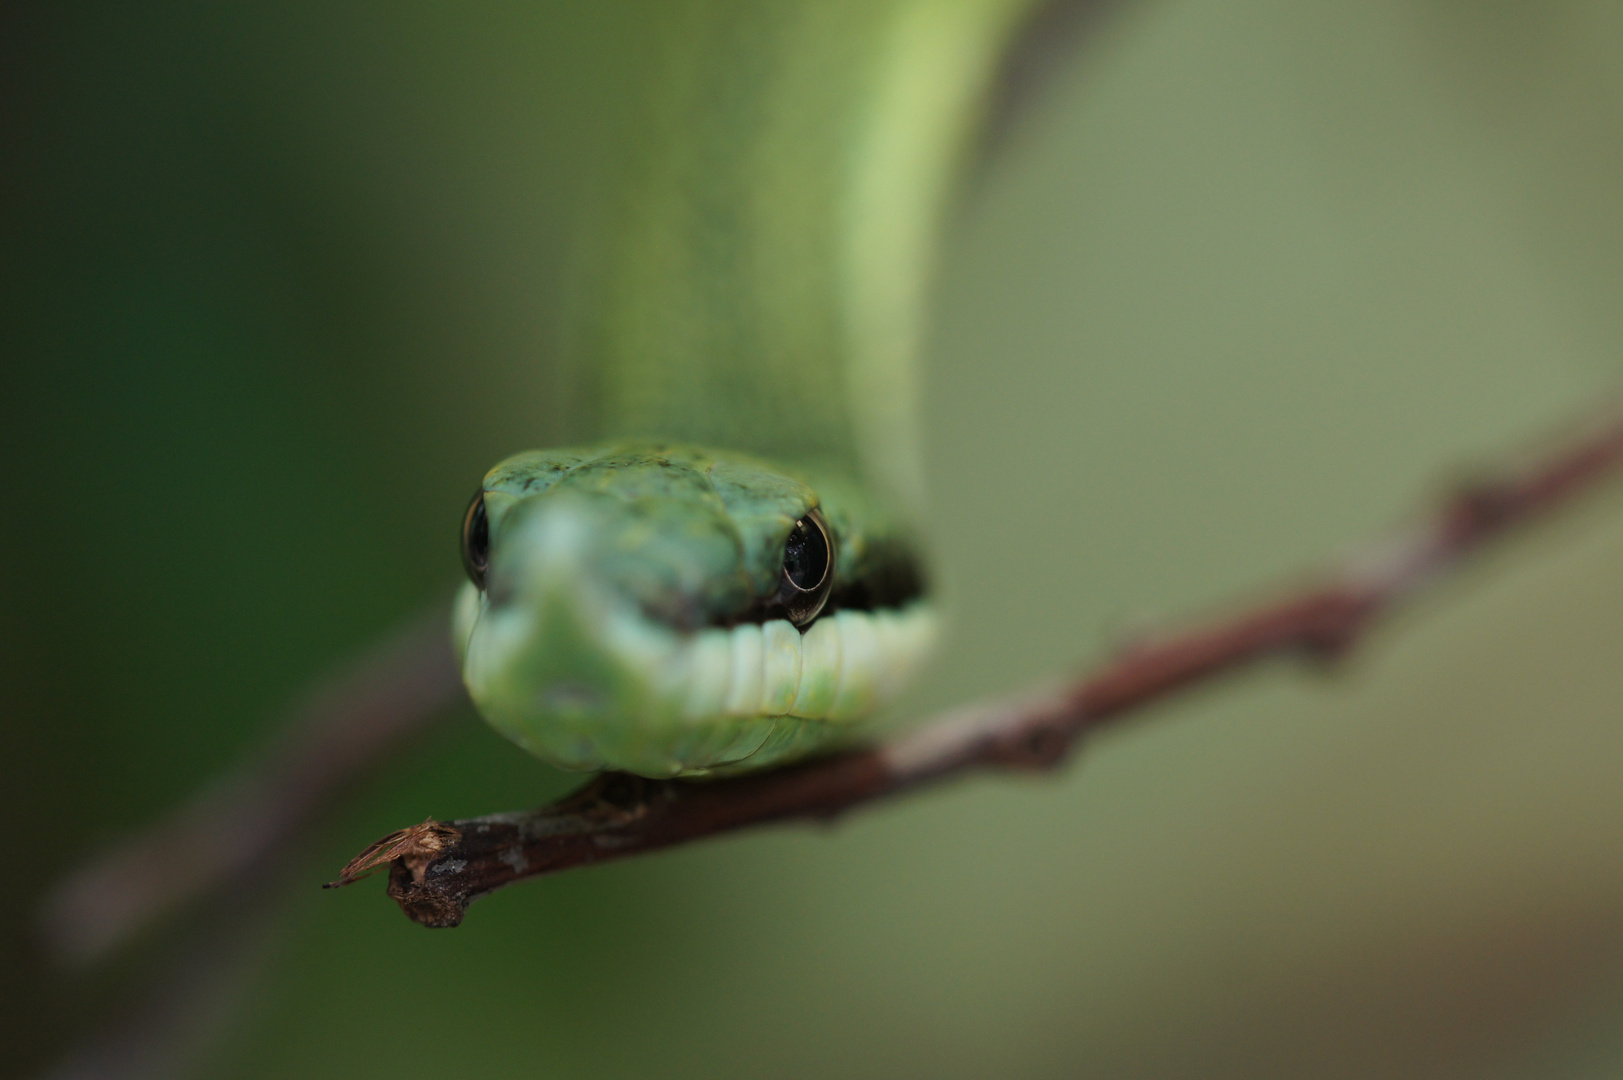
top-left (332, 406), bottom-right (1623, 929)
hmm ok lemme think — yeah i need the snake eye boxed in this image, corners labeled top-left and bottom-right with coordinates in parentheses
top-left (778, 508), bottom-right (834, 627)
top-left (461, 490), bottom-right (490, 590)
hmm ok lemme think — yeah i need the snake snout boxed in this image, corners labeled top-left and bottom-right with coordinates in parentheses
top-left (491, 490), bottom-right (748, 630)
top-left (459, 489), bottom-right (760, 774)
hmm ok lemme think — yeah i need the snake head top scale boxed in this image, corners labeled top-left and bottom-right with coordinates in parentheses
top-left (453, 442), bottom-right (934, 778)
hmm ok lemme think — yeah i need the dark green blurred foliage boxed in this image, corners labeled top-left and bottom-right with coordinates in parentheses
top-left (7, 2), bottom-right (1623, 1078)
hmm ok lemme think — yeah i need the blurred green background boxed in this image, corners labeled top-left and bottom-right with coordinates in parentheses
top-left (7, 1), bottom-right (1623, 1077)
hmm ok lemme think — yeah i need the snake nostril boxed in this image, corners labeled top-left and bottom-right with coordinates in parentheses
top-left (541, 682), bottom-right (606, 714)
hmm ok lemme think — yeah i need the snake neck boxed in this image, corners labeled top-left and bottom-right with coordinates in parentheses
top-left (557, 0), bottom-right (1037, 513)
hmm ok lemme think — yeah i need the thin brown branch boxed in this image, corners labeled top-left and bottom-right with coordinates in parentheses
top-left (43, 602), bottom-right (466, 967)
top-left (333, 406), bottom-right (1623, 929)
top-left (37, 879), bottom-right (286, 1080)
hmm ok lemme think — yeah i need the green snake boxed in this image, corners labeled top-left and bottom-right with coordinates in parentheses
top-left (454, 0), bottom-right (1058, 777)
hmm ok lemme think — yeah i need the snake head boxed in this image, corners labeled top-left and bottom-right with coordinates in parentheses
top-left (453, 442), bottom-right (934, 777)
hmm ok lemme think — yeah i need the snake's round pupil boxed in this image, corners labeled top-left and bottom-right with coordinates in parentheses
top-left (784, 517), bottom-right (828, 590)
top-left (779, 509), bottom-right (834, 627)
top-left (462, 491), bottom-right (490, 589)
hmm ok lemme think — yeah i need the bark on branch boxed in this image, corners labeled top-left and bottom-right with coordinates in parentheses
top-left (330, 406), bottom-right (1623, 928)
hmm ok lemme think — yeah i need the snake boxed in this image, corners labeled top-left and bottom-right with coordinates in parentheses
top-left (453, 0), bottom-right (1069, 777)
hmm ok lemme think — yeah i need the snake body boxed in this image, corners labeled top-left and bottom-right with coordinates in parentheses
top-left (457, 0), bottom-right (1046, 776)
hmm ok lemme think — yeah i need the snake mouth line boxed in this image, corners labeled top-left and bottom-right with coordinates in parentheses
top-left (725, 538), bottom-right (930, 629)
top-left (714, 567), bottom-right (929, 630)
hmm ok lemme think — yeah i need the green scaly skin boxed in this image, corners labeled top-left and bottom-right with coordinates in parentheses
top-left (459, 0), bottom-right (1039, 777)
